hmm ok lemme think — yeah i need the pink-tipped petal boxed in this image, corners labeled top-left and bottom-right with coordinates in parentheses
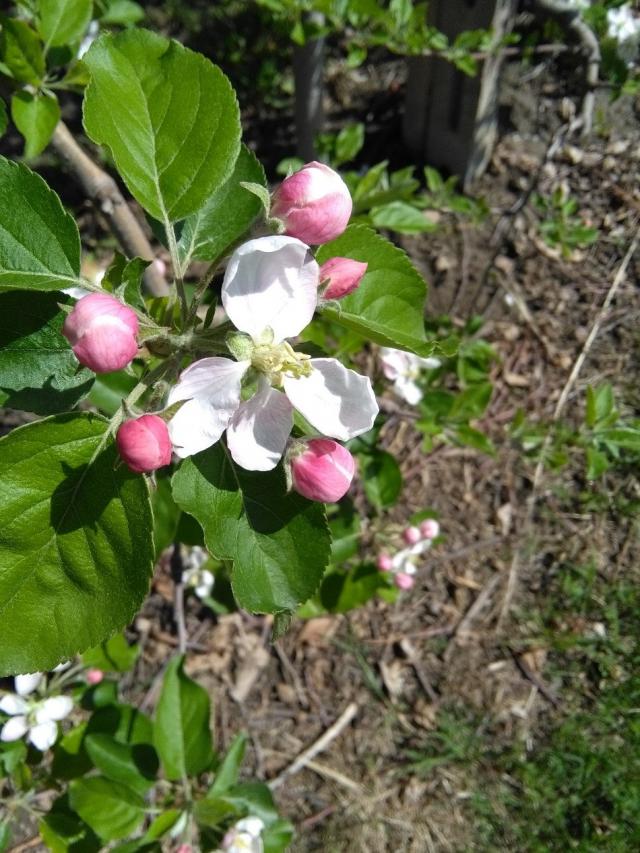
top-left (376, 554), bottom-right (393, 572)
top-left (420, 519), bottom-right (440, 539)
top-left (62, 292), bottom-right (139, 373)
top-left (403, 526), bottom-right (422, 546)
top-left (290, 439), bottom-right (355, 503)
top-left (117, 415), bottom-right (172, 474)
top-left (394, 572), bottom-right (415, 591)
top-left (320, 257), bottom-right (368, 300)
top-left (271, 162), bottom-right (352, 245)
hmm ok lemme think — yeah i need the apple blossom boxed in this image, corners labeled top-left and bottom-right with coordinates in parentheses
top-left (182, 546), bottom-right (215, 599)
top-left (168, 236), bottom-right (378, 471)
top-left (319, 257), bottom-right (368, 300)
top-left (607, 4), bottom-right (640, 64)
top-left (395, 572), bottom-right (415, 591)
top-left (86, 669), bottom-right (104, 686)
top-left (376, 553), bottom-right (393, 572)
top-left (379, 347), bottom-right (441, 405)
top-left (271, 161), bottom-right (352, 244)
top-left (0, 673), bottom-right (72, 751)
top-left (62, 292), bottom-right (139, 373)
top-left (221, 816), bottom-right (265, 853)
top-left (116, 414), bottom-right (172, 474)
top-left (289, 438), bottom-right (356, 503)
top-left (420, 519), bottom-right (440, 539)
top-left (403, 526), bottom-right (422, 546)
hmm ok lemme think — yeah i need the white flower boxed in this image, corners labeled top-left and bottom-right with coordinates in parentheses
top-left (607, 4), bottom-right (640, 65)
top-left (391, 538), bottom-right (431, 576)
top-left (168, 236), bottom-right (378, 471)
top-left (0, 673), bottom-right (72, 751)
top-left (182, 548), bottom-right (215, 599)
top-left (221, 816), bottom-right (265, 853)
top-left (379, 347), bottom-right (441, 405)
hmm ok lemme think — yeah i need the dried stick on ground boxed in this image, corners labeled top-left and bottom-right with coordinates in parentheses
top-left (269, 701), bottom-right (358, 790)
top-left (499, 223), bottom-right (640, 626)
top-left (50, 121), bottom-right (169, 297)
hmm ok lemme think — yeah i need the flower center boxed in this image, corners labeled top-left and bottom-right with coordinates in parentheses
top-left (251, 340), bottom-right (312, 385)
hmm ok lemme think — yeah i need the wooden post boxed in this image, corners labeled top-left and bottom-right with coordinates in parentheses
top-left (293, 12), bottom-right (325, 161)
top-left (403, 0), bottom-right (517, 191)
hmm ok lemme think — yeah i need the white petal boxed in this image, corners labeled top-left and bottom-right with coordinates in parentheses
top-left (395, 376), bottom-right (422, 405)
top-left (226, 384), bottom-right (293, 471)
top-left (61, 286), bottom-right (90, 299)
top-left (29, 720), bottom-right (58, 751)
top-left (15, 673), bottom-right (42, 696)
top-left (236, 817), bottom-right (265, 838)
top-left (36, 696), bottom-right (73, 723)
top-left (222, 236), bottom-right (318, 343)
top-left (0, 694), bottom-right (29, 715)
top-left (195, 570), bottom-right (215, 599)
top-left (379, 347), bottom-right (409, 380)
top-left (283, 358), bottom-right (378, 440)
top-left (1, 716), bottom-right (28, 742)
top-left (168, 358), bottom-right (248, 458)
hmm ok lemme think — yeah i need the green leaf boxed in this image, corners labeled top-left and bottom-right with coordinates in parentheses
top-left (209, 733), bottom-right (247, 796)
top-left (0, 157), bottom-right (82, 291)
top-left (37, 0), bottom-right (93, 48)
top-left (154, 655), bottom-right (214, 781)
top-left (84, 734), bottom-right (158, 795)
top-left (82, 632), bottom-right (139, 672)
top-left (587, 383), bottom-right (614, 428)
top-left (320, 563), bottom-right (388, 613)
top-left (0, 413), bottom-right (154, 675)
top-left (11, 90), bottom-right (60, 158)
top-left (0, 18), bottom-right (45, 85)
top-left (586, 446), bottom-right (609, 480)
top-left (454, 424), bottom-right (496, 456)
top-left (39, 804), bottom-right (101, 853)
top-left (219, 782), bottom-right (280, 826)
top-left (334, 123), bottom-right (364, 166)
top-left (361, 450), bottom-right (402, 508)
top-left (69, 777), bottom-right (145, 841)
top-left (370, 201), bottom-right (437, 234)
top-left (0, 823), bottom-right (10, 853)
top-left (0, 101), bottom-right (7, 138)
top-left (0, 292), bottom-right (93, 414)
top-left (83, 29), bottom-right (241, 223)
top-left (88, 370), bottom-right (137, 416)
top-left (317, 224), bottom-right (429, 355)
top-left (177, 145), bottom-right (266, 272)
top-left (87, 703), bottom-right (153, 746)
top-left (263, 819), bottom-right (295, 853)
top-left (172, 444), bottom-right (331, 613)
top-left (100, 0), bottom-right (146, 26)
top-left (599, 428), bottom-right (640, 452)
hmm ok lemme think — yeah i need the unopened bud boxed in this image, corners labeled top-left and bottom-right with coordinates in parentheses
top-left (271, 161), bottom-right (352, 245)
top-left (376, 553), bottom-right (393, 572)
top-left (420, 519), bottom-right (440, 539)
top-left (62, 292), bottom-right (138, 373)
top-left (395, 572), bottom-right (415, 591)
top-left (86, 669), bottom-right (104, 685)
top-left (319, 257), bottom-right (368, 300)
top-left (290, 438), bottom-right (355, 503)
top-left (116, 414), bottom-right (172, 474)
top-left (403, 526), bottom-right (422, 546)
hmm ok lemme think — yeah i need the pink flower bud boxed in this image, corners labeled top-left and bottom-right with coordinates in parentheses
top-left (394, 572), bottom-right (415, 591)
top-left (271, 161), bottom-right (352, 245)
top-left (377, 554), bottom-right (393, 572)
top-left (319, 257), bottom-right (368, 300)
top-left (176, 846), bottom-right (192, 853)
top-left (86, 669), bottom-right (104, 685)
top-left (420, 519), bottom-right (440, 539)
top-left (62, 292), bottom-right (138, 373)
top-left (403, 526), bottom-right (422, 546)
top-left (116, 414), bottom-right (172, 474)
top-left (290, 438), bottom-right (355, 503)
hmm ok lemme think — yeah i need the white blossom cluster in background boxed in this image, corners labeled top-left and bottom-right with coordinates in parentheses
top-left (606, 3), bottom-right (640, 65)
top-left (377, 519), bottom-right (441, 590)
top-left (570, 1), bottom-right (640, 65)
top-left (0, 672), bottom-right (73, 751)
top-left (182, 546), bottom-right (215, 600)
top-left (379, 347), bottom-right (441, 406)
top-left (219, 816), bottom-right (265, 853)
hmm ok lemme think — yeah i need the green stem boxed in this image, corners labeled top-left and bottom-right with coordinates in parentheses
top-left (165, 219), bottom-right (189, 327)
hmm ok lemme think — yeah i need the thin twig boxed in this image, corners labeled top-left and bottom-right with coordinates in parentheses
top-left (268, 702), bottom-right (358, 790)
top-left (499, 225), bottom-right (640, 625)
top-left (50, 121), bottom-right (168, 297)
